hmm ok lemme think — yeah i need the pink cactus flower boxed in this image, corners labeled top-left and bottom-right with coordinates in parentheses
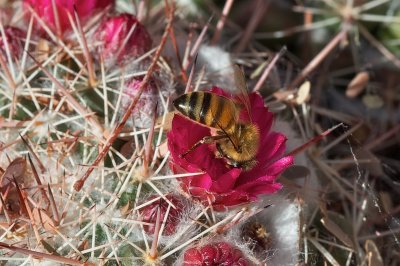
top-left (139, 194), bottom-right (185, 236)
top-left (183, 242), bottom-right (249, 266)
top-left (168, 87), bottom-right (293, 211)
top-left (23, 0), bottom-right (113, 36)
top-left (0, 26), bottom-right (26, 59)
top-left (94, 13), bottom-right (152, 62)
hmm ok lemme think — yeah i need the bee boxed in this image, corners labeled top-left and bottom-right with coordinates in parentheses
top-left (173, 65), bottom-right (260, 170)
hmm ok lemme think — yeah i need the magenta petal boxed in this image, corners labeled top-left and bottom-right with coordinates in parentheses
top-left (239, 154), bottom-right (293, 186)
top-left (211, 86), bottom-right (228, 96)
top-left (259, 133), bottom-right (287, 162)
top-left (248, 92), bottom-right (266, 109)
top-left (213, 191), bottom-right (252, 209)
top-left (263, 156), bottom-right (294, 176)
top-left (249, 175), bottom-right (277, 183)
top-left (247, 182), bottom-right (282, 195)
top-left (237, 181), bottom-right (282, 195)
top-left (190, 173), bottom-right (212, 190)
top-left (24, 0), bottom-right (113, 35)
top-left (168, 115), bottom-right (228, 178)
top-left (211, 168), bottom-right (241, 193)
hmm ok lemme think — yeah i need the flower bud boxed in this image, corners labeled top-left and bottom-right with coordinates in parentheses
top-left (0, 26), bottom-right (26, 59)
top-left (139, 194), bottom-right (185, 236)
top-left (183, 242), bottom-right (249, 266)
top-left (95, 13), bottom-right (152, 63)
top-left (120, 77), bottom-right (159, 128)
top-left (24, 0), bottom-right (114, 36)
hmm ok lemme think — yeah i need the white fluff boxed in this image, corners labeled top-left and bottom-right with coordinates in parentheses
top-left (230, 196), bottom-right (302, 265)
top-left (264, 199), bottom-right (301, 266)
top-left (198, 45), bottom-right (236, 91)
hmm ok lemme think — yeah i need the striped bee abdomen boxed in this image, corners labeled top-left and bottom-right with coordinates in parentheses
top-left (173, 92), bottom-right (238, 134)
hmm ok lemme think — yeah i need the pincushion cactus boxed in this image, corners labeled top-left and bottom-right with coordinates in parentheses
top-left (0, 0), bottom-right (300, 264)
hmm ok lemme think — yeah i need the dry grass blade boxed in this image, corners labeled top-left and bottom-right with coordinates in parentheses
top-left (365, 240), bottom-right (384, 266)
top-left (294, 80), bottom-right (311, 104)
top-left (321, 217), bottom-right (354, 249)
top-left (308, 238), bottom-right (340, 266)
top-left (19, 134), bottom-right (46, 173)
top-left (27, 155), bottom-right (50, 204)
top-left (1, 157), bottom-right (26, 186)
top-left (346, 71), bottom-right (369, 98)
top-left (32, 208), bottom-right (55, 232)
top-left (47, 183), bottom-right (60, 225)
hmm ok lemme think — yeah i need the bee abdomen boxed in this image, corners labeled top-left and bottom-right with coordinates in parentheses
top-left (199, 92), bottom-right (211, 124)
top-left (173, 92), bottom-right (202, 120)
top-left (173, 92), bottom-right (237, 131)
top-left (173, 92), bottom-right (212, 124)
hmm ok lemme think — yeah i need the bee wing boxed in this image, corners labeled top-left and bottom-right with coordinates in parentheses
top-left (233, 65), bottom-right (252, 121)
top-left (208, 101), bottom-right (239, 150)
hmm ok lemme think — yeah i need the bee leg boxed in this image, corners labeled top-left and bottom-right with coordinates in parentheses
top-left (215, 152), bottom-right (224, 159)
top-left (180, 135), bottom-right (227, 158)
top-left (215, 143), bottom-right (224, 158)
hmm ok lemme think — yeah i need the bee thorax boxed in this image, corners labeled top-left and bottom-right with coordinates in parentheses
top-left (217, 123), bottom-right (260, 170)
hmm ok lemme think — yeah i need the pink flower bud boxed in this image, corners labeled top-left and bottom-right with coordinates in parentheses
top-left (95, 13), bottom-right (152, 63)
top-left (183, 242), bottom-right (249, 266)
top-left (139, 194), bottom-right (185, 236)
top-left (23, 0), bottom-right (114, 36)
top-left (0, 26), bottom-right (26, 59)
top-left (120, 77), bottom-right (159, 128)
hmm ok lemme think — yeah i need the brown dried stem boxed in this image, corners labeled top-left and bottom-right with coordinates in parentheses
top-left (234, 0), bottom-right (269, 53)
top-left (253, 47), bottom-right (286, 92)
top-left (0, 242), bottom-right (84, 265)
top-left (142, 104), bottom-right (157, 177)
top-left (288, 27), bottom-right (348, 90)
top-left (149, 206), bottom-right (161, 259)
top-left (286, 123), bottom-right (344, 157)
top-left (70, 8), bottom-right (97, 87)
top-left (27, 154), bottom-right (50, 205)
top-left (212, 0), bottom-right (235, 44)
